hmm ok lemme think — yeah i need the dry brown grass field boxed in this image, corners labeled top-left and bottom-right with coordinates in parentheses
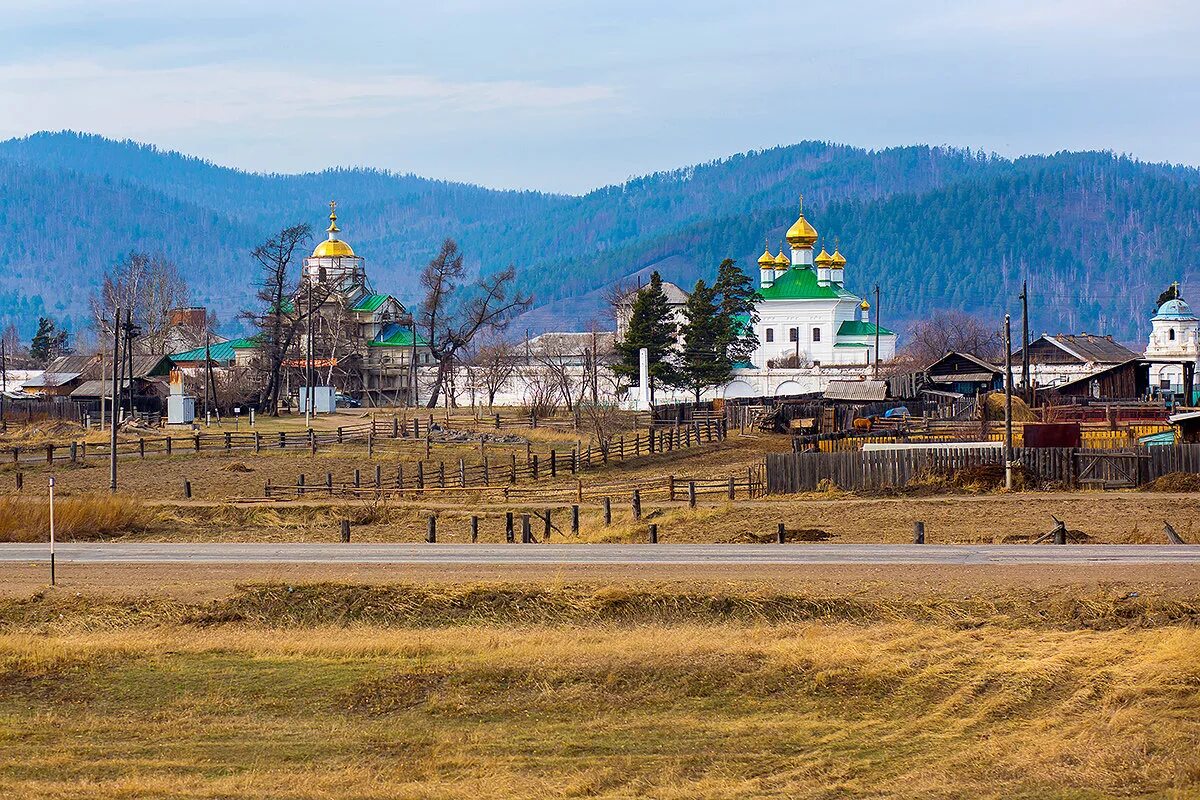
top-left (2, 417), bottom-right (1199, 797)
top-left (1, 580), bottom-right (1199, 799)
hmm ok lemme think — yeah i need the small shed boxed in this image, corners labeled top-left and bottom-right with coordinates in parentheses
top-left (1169, 411), bottom-right (1200, 444)
top-left (924, 352), bottom-right (1003, 396)
top-left (1054, 359), bottom-right (1151, 400)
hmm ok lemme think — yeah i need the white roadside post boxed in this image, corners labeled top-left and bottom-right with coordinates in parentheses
top-left (48, 476), bottom-right (56, 586)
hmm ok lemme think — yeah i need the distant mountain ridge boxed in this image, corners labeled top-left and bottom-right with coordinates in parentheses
top-left (1, 130), bottom-right (1198, 346)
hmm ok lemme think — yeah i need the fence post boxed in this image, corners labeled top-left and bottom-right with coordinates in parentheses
top-left (571, 504), bottom-right (580, 535)
top-left (397, 465), bottom-right (404, 490)
top-left (632, 489), bottom-right (642, 521)
top-left (164, 437), bottom-right (171, 456)
top-left (619, 435), bottom-right (625, 461)
top-left (340, 519), bottom-right (351, 543)
top-left (912, 521), bottom-right (925, 544)
top-left (15, 472), bottom-right (22, 491)
top-left (688, 480), bottom-right (697, 509)
top-left (471, 515), bottom-right (479, 543)
top-left (777, 523), bottom-right (786, 544)
top-left (728, 476), bottom-right (735, 500)
top-left (279, 431), bottom-right (286, 449)
top-left (510, 453), bottom-right (517, 484)
top-left (668, 475), bottom-right (676, 501)
top-left (368, 433), bottom-right (374, 458)
top-left (224, 432), bottom-right (231, 451)
top-left (183, 479), bottom-right (192, 499)
top-left (417, 461), bottom-right (425, 489)
top-left (337, 427), bottom-right (343, 445)
top-left (747, 466), bottom-right (754, 498)
top-left (603, 497), bottom-right (611, 525)
top-left (309, 430), bottom-right (317, 455)
top-left (70, 442), bottom-right (77, 463)
top-left (506, 511), bottom-right (514, 543)
top-left (254, 432), bottom-right (260, 453)
top-left (47, 444), bottom-right (54, 464)
top-left (483, 457), bottom-right (490, 485)
top-left (426, 515), bottom-right (437, 543)
top-left (298, 473), bottom-right (305, 497)
top-left (550, 450), bottom-right (557, 477)
top-left (521, 514), bottom-right (531, 543)
top-left (543, 509), bottom-right (551, 541)
top-left (459, 458), bottom-right (466, 487)
top-left (649, 523), bottom-right (658, 544)
top-left (375, 464), bottom-right (382, 490)
top-left (532, 454), bottom-right (539, 480)
top-left (393, 416), bottom-right (400, 438)
top-left (354, 469), bottom-right (361, 488)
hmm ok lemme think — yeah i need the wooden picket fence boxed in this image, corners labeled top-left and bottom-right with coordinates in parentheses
top-left (766, 444), bottom-right (1200, 493)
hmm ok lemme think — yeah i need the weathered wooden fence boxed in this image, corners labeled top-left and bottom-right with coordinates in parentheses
top-left (766, 445), bottom-right (1200, 494)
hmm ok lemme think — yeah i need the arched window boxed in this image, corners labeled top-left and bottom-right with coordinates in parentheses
top-left (765, 329), bottom-right (774, 343)
top-left (812, 328), bottom-right (821, 342)
top-left (1169, 328), bottom-right (1176, 341)
top-left (788, 327), bottom-right (799, 342)
top-left (318, 266), bottom-right (327, 283)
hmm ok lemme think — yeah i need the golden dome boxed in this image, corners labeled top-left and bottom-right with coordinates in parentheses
top-left (757, 243), bottom-right (775, 267)
top-left (312, 239), bottom-right (356, 258)
top-left (774, 248), bottom-right (789, 268)
top-left (785, 195), bottom-right (818, 247)
top-left (831, 248), bottom-right (846, 268)
top-left (312, 200), bottom-right (356, 258)
top-left (860, 299), bottom-right (870, 311)
top-left (814, 247), bottom-right (833, 266)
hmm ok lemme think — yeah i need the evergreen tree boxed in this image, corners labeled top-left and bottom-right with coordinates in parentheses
top-left (28, 317), bottom-right (70, 365)
top-left (679, 279), bottom-right (730, 401)
top-left (712, 258), bottom-right (760, 366)
top-left (614, 271), bottom-right (678, 401)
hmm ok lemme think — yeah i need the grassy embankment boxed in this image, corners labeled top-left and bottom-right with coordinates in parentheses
top-left (0, 582), bottom-right (1198, 799)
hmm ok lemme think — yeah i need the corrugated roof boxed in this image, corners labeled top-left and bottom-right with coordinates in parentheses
top-left (23, 372), bottom-right (83, 388)
top-left (170, 338), bottom-right (256, 363)
top-left (351, 293), bottom-right (394, 313)
top-left (1025, 334), bottom-right (1140, 364)
top-left (70, 379), bottom-right (127, 398)
top-left (43, 355), bottom-right (99, 375)
top-left (824, 379), bottom-right (888, 401)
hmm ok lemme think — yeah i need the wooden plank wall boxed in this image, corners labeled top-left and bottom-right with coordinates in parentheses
top-left (766, 444), bottom-right (1200, 494)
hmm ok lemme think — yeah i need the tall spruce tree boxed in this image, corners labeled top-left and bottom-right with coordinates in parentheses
top-left (28, 317), bottom-right (70, 365)
top-left (615, 271), bottom-right (678, 401)
top-left (713, 258), bottom-right (760, 366)
top-left (679, 279), bottom-right (730, 401)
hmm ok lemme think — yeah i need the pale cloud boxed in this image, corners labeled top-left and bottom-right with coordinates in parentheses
top-left (0, 59), bottom-right (617, 135)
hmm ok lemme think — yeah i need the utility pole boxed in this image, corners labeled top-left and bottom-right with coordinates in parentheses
top-left (1, 338), bottom-right (7, 434)
top-left (305, 280), bottom-right (313, 425)
top-left (1019, 280), bottom-right (1030, 395)
top-left (109, 307), bottom-right (121, 493)
top-left (1004, 314), bottom-right (1014, 491)
top-left (203, 332), bottom-right (211, 424)
top-left (873, 284), bottom-right (881, 378)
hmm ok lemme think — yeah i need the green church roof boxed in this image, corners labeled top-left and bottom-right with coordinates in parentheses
top-left (369, 323), bottom-right (429, 348)
top-left (837, 320), bottom-right (895, 336)
top-left (352, 293), bottom-right (393, 313)
top-left (759, 268), bottom-right (850, 301)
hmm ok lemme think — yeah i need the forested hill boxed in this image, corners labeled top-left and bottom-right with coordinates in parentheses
top-left (2, 130), bottom-right (1199, 345)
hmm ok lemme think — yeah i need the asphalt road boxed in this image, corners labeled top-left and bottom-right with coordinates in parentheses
top-left (1, 543), bottom-right (1197, 565)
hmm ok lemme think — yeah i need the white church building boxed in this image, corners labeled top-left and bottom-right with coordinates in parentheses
top-left (1145, 290), bottom-right (1199, 395)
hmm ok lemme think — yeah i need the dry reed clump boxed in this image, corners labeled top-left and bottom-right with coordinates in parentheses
top-left (0, 494), bottom-right (155, 542)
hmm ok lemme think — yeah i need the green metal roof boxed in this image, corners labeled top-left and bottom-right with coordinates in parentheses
top-left (369, 323), bottom-right (429, 348)
top-left (352, 293), bottom-right (393, 313)
top-left (837, 320), bottom-right (895, 336)
top-left (833, 342), bottom-right (871, 348)
top-left (759, 268), bottom-right (843, 301)
top-left (170, 337), bottom-right (256, 363)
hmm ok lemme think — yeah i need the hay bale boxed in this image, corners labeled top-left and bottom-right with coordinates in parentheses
top-left (980, 391), bottom-right (1036, 422)
top-left (221, 461), bottom-right (255, 473)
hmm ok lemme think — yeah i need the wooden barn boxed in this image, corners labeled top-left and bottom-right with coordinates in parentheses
top-left (923, 352), bottom-right (1003, 396)
top-left (1053, 359), bottom-right (1153, 400)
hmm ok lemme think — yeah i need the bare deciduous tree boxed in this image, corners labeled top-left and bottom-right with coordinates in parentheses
top-left (468, 338), bottom-right (520, 408)
top-left (904, 310), bottom-right (1004, 367)
top-left (418, 239), bottom-right (532, 408)
top-left (89, 251), bottom-right (190, 354)
top-left (242, 223), bottom-right (312, 415)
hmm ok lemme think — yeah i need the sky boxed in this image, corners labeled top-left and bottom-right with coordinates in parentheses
top-left (3, 0), bottom-right (1199, 193)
